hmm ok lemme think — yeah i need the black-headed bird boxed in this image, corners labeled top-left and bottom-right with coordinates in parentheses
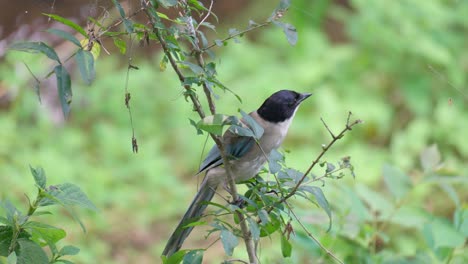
top-left (163, 90), bottom-right (312, 257)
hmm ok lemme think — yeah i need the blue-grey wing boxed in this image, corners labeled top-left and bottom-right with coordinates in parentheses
top-left (197, 134), bottom-right (255, 174)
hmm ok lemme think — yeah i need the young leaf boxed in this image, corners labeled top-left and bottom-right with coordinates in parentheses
top-left (54, 65), bottom-right (73, 117)
top-left (10, 42), bottom-right (61, 63)
top-left (281, 234), bottom-right (292, 258)
top-left (45, 28), bottom-right (81, 47)
top-left (43, 14), bottom-right (87, 37)
top-left (162, 249), bottom-right (188, 264)
top-left (29, 166), bottom-right (46, 189)
top-left (75, 49), bottom-right (95, 85)
top-left (220, 229), bottom-right (238, 256)
top-left (182, 250), bottom-right (203, 264)
top-left (382, 164), bottom-right (412, 200)
top-left (59, 245), bottom-right (80, 256)
top-left (16, 238), bottom-right (49, 264)
top-left (112, 0), bottom-right (133, 33)
top-left (113, 38), bottom-right (127, 54)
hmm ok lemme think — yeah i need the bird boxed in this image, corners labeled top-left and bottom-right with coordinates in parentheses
top-left (162, 90), bottom-right (312, 257)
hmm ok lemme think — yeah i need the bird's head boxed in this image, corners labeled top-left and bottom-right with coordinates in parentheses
top-left (257, 90), bottom-right (312, 123)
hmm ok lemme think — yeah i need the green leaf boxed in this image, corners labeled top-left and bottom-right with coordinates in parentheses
top-left (45, 28), bottom-right (81, 46)
top-left (162, 249), bottom-right (188, 264)
top-left (7, 251), bottom-right (17, 264)
top-left (247, 218), bottom-right (260, 242)
top-left (15, 238), bottom-right (48, 264)
top-left (42, 183), bottom-right (97, 211)
top-left (258, 209), bottom-right (269, 225)
top-left (59, 245), bottom-right (80, 256)
top-left (158, 0), bottom-right (178, 8)
top-left (268, 149), bottom-right (283, 174)
top-left (43, 14), bottom-right (87, 37)
top-left (75, 49), bottom-right (95, 85)
top-left (179, 61), bottom-right (204, 75)
top-left (281, 234), bottom-right (292, 258)
top-left (0, 200), bottom-right (21, 225)
top-left (113, 38), bottom-right (126, 54)
top-left (382, 164), bottom-right (412, 200)
top-left (424, 219), bottom-right (465, 249)
top-left (189, 119), bottom-right (203, 135)
top-left (0, 226), bottom-right (31, 257)
top-left (24, 221), bottom-right (66, 246)
top-left (273, 21), bottom-right (298, 46)
top-left (54, 65), bottom-right (73, 117)
top-left (420, 144), bottom-right (441, 172)
top-left (240, 110), bottom-right (264, 139)
top-left (29, 166), bottom-right (46, 189)
top-left (9, 42), bottom-right (61, 63)
top-left (182, 250), bottom-right (203, 264)
top-left (196, 114), bottom-right (235, 135)
top-left (112, 0), bottom-right (133, 33)
top-left (300, 186), bottom-right (332, 231)
top-left (220, 229), bottom-right (238, 256)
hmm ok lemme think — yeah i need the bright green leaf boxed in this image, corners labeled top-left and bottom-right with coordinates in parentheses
top-left (220, 229), bottom-right (238, 256)
top-left (24, 221), bottom-right (66, 246)
top-left (43, 14), bottom-right (87, 37)
top-left (75, 49), bottom-right (95, 85)
top-left (113, 38), bottom-right (127, 54)
top-left (268, 149), bottom-right (283, 174)
top-left (9, 42), bottom-right (61, 63)
top-left (281, 234), bottom-right (292, 258)
top-left (424, 219), bottom-right (465, 249)
top-left (179, 61), bottom-right (204, 75)
top-left (45, 28), bottom-right (81, 46)
top-left (197, 114), bottom-right (235, 135)
top-left (162, 249), bottom-right (188, 264)
top-left (54, 65), bottom-right (73, 117)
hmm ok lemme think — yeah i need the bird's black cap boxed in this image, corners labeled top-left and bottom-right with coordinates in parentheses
top-left (257, 90), bottom-right (312, 123)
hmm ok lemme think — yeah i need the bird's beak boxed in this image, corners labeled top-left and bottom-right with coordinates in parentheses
top-left (298, 92), bottom-right (312, 103)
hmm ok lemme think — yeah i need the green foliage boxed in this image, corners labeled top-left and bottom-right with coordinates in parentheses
top-left (0, 167), bottom-right (95, 264)
top-left (1, 0), bottom-right (467, 263)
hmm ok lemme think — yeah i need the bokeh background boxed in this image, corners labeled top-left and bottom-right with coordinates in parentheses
top-left (0, 0), bottom-right (467, 263)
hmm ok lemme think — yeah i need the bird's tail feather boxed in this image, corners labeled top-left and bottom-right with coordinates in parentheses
top-left (162, 181), bottom-right (217, 257)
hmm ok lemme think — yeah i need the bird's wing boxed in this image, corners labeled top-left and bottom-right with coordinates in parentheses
top-left (197, 131), bottom-right (255, 174)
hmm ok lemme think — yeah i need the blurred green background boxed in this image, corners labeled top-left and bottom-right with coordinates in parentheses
top-left (0, 0), bottom-right (467, 263)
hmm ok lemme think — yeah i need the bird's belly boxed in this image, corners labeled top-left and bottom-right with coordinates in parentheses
top-left (230, 155), bottom-right (267, 183)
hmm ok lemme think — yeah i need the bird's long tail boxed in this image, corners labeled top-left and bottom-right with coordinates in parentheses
top-left (162, 180), bottom-right (217, 257)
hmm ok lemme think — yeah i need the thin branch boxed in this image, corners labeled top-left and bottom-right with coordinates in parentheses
top-left (286, 201), bottom-right (344, 264)
top-left (195, 0), bottom-right (214, 31)
top-left (202, 21), bottom-right (270, 51)
top-left (320, 117), bottom-right (336, 139)
top-left (273, 112), bottom-right (362, 207)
